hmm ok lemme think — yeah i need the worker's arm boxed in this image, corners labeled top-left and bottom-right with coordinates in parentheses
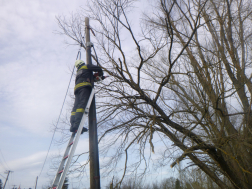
top-left (87, 64), bottom-right (103, 76)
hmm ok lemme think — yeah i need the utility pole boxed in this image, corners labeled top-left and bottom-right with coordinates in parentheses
top-left (3, 170), bottom-right (12, 189)
top-left (85, 17), bottom-right (101, 189)
top-left (34, 176), bottom-right (38, 189)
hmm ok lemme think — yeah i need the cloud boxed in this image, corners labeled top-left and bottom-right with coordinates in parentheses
top-left (0, 151), bottom-right (46, 172)
top-left (0, 149), bottom-right (59, 188)
top-left (0, 0), bottom-right (83, 136)
top-left (0, 0), bottom-right (90, 187)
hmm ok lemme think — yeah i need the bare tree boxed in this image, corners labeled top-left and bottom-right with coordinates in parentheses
top-left (57, 0), bottom-right (252, 188)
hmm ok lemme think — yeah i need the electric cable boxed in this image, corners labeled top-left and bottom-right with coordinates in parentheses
top-left (37, 47), bottom-right (82, 181)
top-left (0, 159), bottom-right (7, 171)
top-left (0, 149), bottom-right (10, 170)
top-left (0, 173), bottom-right (5, 179)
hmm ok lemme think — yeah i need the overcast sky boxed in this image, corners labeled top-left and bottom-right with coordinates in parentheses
top-left (0, 0), bottom-right (93, 188)
top-left (0, 0), bottom-right (179, 188)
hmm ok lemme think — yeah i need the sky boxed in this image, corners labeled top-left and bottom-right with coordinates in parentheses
top-left (0, 0), bottom-right (180, 188)
top-left (0, 0), bottom-right (93, 188)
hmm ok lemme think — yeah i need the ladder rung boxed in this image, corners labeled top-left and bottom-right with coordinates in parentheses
top-left (69, 142), bottom-right (73, 146)
top-left (58, 170), bottom-right (63, 174)
top-left (63, 155), bottom-right (69, 160)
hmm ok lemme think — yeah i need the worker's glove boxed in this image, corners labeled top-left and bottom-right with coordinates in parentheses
top-left (94, 73), bottom-right (107, 82)
top-left (94, 72), bottom-right (100, 82)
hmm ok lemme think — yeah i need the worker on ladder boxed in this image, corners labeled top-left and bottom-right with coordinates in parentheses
top-left (70, 59), bottom-right (104, 134)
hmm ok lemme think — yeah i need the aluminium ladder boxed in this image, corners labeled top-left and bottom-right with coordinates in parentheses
top-left (51, 89), bottom-right (95, 189)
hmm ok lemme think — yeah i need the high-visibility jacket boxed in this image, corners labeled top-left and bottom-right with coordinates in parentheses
top-left (74, 63), bottom-right (103, 94)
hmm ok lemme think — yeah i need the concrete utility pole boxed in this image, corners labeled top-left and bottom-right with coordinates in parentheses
top-left (34, 176), bottom-right (38, 189)
top-left (85, 17), bottom-right (101, 189)
top-left (3, 170), bottom-right (12, 189)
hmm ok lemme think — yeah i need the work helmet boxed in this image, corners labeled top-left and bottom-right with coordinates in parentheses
top-left (75, 60), bottom-right (85, 68)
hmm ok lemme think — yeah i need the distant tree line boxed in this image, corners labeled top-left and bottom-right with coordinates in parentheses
top-left (107, 167), bottom-right (232, 189)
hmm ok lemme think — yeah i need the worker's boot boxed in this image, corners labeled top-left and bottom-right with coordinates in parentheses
top-left (81, 127), bottom-right (88, 134)
top-left (70, 125), bottom-right (78, 132)
top-left (70, 126), bottom-right (88, 134)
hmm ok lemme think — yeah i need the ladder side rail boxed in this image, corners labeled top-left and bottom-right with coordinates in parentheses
top-left (52, 133), bottom-right (76, 187)
top-left (57, 89), bottom-right (95, 189)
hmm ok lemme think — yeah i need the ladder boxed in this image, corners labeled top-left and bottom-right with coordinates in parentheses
top-left (51, 89), bottom-right (95, 189)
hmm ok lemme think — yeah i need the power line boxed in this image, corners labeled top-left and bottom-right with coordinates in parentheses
top-left (0, 173), bottom-right (5, 179)
top-left (37, 48), bottom-right (82, 182)
top-left (37, 64), bottom-right (75, 177)
top-left (0, 159), bottom-right (8, 171)
top-left (0, 149), bottom-right (9, 170)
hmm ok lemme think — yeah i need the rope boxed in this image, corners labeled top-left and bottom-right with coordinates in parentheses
top-left (37, 47), bottom-right (81, 181)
